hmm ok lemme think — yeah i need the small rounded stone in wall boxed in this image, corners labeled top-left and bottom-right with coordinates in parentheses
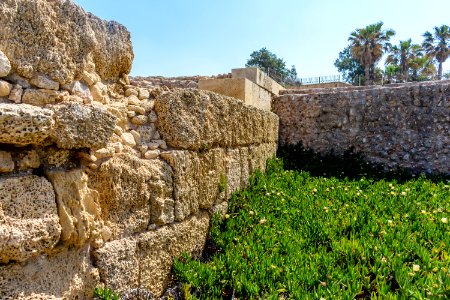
top-left (8, 84), bottom-right (23, 103)
top-left (129, 130), bottom-right (141, 145)
top-left (128, 104), bottom-right (145, 115)
top-left (125, 88), bottom-right (138, 97)
top-left (138, 88), bottom-right (149, 100)
top-left (131, 115), bottom-right (148, 125)
top-left (82, 70), bottom-right (101, 86)
top-left (127, 95), bottom-right (140, 106)
top-left (90, 81), bottom-right (110, 104)
top-left (121, 132), bottom-right (137, 147)
top-left (0, 50), bottom-right (11, 77)
top-left (144, 149), bottom-right (160, 159)
top-left (0, 79), bottom-right (12, 97)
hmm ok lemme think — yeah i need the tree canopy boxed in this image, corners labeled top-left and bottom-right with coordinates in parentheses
top-left (246, 48), bottom-right (298, 85)
top-left (422, 25), bottom-right (450, 79)
top-left (334, 45), bottom-right (365, 84)
top-left (348, 22), bottom-right (395, 85)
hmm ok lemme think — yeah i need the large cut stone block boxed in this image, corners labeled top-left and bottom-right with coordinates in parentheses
top-left (88, 154), bottom-right (173, 238)
top-left (138, 211), bottom-right (210, 297)
top-left (46, 169), bottom-right (101, 246)
top-left (161, 149), bottom-right (226, 221)
top-left (0, 175), bottom-right (61, 263)
top-left (0, 245), bottom-right (99, 299)
top-left (232, 67), bottom-right (283, 95)
top-left (155, 89), bottom-right (278, 151)
top-left (94, 237), bottom-right (139, 294)
top-left (0, 0), bottom-right (133, 84)
top-left (0, 103), bottom-right (54, 146)
top-left (50, 102), bottom-right (116, 149)
top-left (198, 77), bottom-right (272, 111)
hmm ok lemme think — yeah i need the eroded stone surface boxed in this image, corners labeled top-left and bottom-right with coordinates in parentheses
top-left (0, 175), bottom-right (60, 263)
top-left (93, 237), bottom-right (139, 294)
top-left (0, 103), bottom-right (54, 146)
top-left (138, 211), bottom-right (210, 297)
top-left (0, 245), bottom-right (99, 299)
top-left (155, 89), bottom-right (279, 150)
top-left (50, 102), bottom-right (116, 149)
top-left (0, 0), bottom-right (133, 84)
top-left (46, 169), bottom-right (101, 247)
top-left (162, 149), bottom-right (226, 221)
top-left (88, 154), bottom-right (173, 238)
top-left (274, 81), bottom-right (450, 174)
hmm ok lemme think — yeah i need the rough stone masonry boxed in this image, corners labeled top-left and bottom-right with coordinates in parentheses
top-left (0, 0), bottom-right (279, 298)
top-left (274, 81), bottom-right (449, 175)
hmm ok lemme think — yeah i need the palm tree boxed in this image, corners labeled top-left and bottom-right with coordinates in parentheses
top-left (408, 56), bottom-right (436, 81)
top-left (385, 39), bottom-right (422, 82)
top-left (385, 64), bottom-right (401, 84)
top-left (349, 22), bottom-right (395, 85)
top-left (422, 25), bottom-right (450, 80)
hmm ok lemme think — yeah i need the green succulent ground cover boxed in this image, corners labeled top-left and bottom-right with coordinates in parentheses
top-left (173, 155), bottom-right (450, 299)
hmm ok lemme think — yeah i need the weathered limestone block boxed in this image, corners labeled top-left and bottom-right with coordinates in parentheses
top-left (138, 211), bottom-right (210, 297)
top-left (0, 245), bottom-right (99, 299)
top-left (21, 88), bottom-right (68, 106)
top-left (50, 102), bottom-right (116, 149)
top-left (88, 154), bottom-right (173, 238)
top-left (155, 89), bottom-right (279, 151)
top-left (0, 0), bottom-right (133, 84)
top-left (30, 74), bottom-right (59, 90)
top-left (94, 237), bottom-right (139, 294)
top-left (226, 148), bottom-right (242, 196)
top-left (46, 169), bottom-right (101, 247)
top-left (161, 149), bottom-right (226, 222)
top-left (0, 103), bottom-right (54, 146)
top-left (0, 175), bottom-right (60, 263)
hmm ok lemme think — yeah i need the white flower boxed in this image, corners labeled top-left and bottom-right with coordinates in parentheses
top-left (441, 217), bottom-right (448, 224)
top-left (413, 264), bottom-right (420, 272)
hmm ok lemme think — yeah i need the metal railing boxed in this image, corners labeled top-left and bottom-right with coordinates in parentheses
top-left (298, 75), bottom-right (343, 85)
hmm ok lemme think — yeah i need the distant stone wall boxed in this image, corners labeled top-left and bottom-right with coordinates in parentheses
top-left (130, 73), bottom-right (231, 90)
top-left (273, 81), bottom-right (450, 175)
top-left (0, 1), bottom-right (278, 299)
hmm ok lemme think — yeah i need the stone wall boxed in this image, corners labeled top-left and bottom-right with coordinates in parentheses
top-left (0, 1), bottom-right (279, 299)
top-left (130, 73), bottom-right (231, 90)
top-left (273, 81), bottom-right (450, 175)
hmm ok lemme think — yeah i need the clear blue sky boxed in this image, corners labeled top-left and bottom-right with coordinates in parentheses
top-left (73, 0), bottom-right (450, 78)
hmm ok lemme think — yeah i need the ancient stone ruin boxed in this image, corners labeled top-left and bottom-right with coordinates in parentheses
top-left (273, 82), bottom-right (449, 175)
top-left (0, 0), bottom-right (449, 299)
top-left (0, 0), bottom-right (278, 298)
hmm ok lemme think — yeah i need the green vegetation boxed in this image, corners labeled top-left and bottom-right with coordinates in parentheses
top-left (93, 287), bottom-right (119, 300)
top-left (218, 173), bottom-right (227, 193)
top-left (173, 158), bottom-right (450, 299)
top-left (334, 45), bottom-right (365, 85)
top-left (246, 47), bottom-right (298, 85)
